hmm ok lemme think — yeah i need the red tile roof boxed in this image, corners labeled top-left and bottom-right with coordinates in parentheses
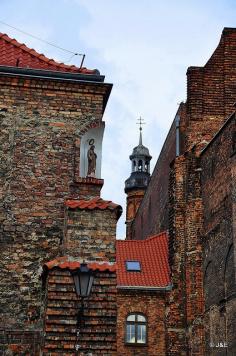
top-left (65, 197), bottom-right (122, 219)
top-left (116, 232), bottom-right (170, 289)
top-left (0, 32), bottom-right (97, 74)
top-left (44, 256), bottom-right (116, 272)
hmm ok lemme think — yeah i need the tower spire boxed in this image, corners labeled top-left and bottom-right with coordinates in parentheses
top-left (137, 116), bottom-right (145, 146)
top-left (125, 117), bottom-right (152, 239)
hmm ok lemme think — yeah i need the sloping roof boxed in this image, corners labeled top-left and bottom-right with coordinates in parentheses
top-left (65, 197), bottom-right (122, 219)
top-left (44, 256), bottom-right (116, 272)
top-left (0, 32), bottom-right (97, 74)
top-left (116, 232), bottom-right (170, 289)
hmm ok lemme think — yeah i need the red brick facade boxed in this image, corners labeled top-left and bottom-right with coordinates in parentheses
top-left (117, 291), bottom-right (166, 356)
top-left (125, 188), bottom-right (146, 239)
top-left (0, 34), bottom-right (113, 354)
top-left (201, 112), bottom-right (236, 353)
top-left (129, 27), bottom-right (236, 355)
top-left (1, 28), bottom-right (236, 356)
top-left (43, 263), bottom-right (117, 355)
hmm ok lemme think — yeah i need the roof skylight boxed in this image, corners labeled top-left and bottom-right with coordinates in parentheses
top-left (126, 261), bottom-right (141, 272)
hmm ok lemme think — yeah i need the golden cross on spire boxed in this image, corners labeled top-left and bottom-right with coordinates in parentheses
top-left (136, 116), bottom-right (145, 145)
top-left (136, 116), bottom-right (145, 132)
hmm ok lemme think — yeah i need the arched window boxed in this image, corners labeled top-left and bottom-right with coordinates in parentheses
top-left (125, 313), bottom-right (147, 344)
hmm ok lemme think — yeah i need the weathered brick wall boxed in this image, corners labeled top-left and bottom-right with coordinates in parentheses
top-left (70, 177), bottom-right (104, 199)
top-left (64, 208), bottom-right (118, 262)
top-left (0, 73), bottom-right (111, 342)
top-left (166, 156), bottom-right (188, 355)
top-left (201, 113), bottom-right (236, 354)
top-left (183, 151), bottom-right (205, 355)
top-left (43, 268), bottom-right (117, 355)
top-left (0, 330), bottom-right (42, 355)
top-left (133, 27), bottom-right (236, 242)
top-left (167, 152), bottom-right (205, 355)
top-left (130, 28), bottom-right (236, 355)
top-left (117, 291), bottom-right (166, 356)
top-left (125, 188), bottom-right (145, 239)
top-left (185, 28), bottom-right (236, 152)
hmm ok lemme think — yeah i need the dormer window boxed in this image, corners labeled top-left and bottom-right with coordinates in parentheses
top-left (126, 261), bottom-right (141, 272)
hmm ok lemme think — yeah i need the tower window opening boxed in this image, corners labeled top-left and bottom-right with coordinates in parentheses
top-left (138, 160), bottom-right (143, 171)
top-left (145, 161), bottom-right (149, 172)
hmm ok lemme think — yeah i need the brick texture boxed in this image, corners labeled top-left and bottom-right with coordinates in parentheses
top-left (201, 113), bottom-right (236, 354)
top-left (64, 208), bottom-right (118, 262)
top-left (117, 291), bottom-right (166, 356)
top-left (0, 71), bottom-right (111, 352)
top-left (43, 268), bottom-right (117, 355)
top-left (130, 28), bottom-right (236, 355)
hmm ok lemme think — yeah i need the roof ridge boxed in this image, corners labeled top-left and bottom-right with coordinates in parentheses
top-left (146, 231), bottom-right (168, 241)
top-left (117, 231), bottom-right (168, 244)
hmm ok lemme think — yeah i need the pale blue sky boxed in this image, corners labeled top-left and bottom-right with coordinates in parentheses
top-left (1, 0), bottom-right (235, 237)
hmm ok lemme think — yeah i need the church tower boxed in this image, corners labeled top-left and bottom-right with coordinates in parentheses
top-left (125, 118), bottom-right (152, 239)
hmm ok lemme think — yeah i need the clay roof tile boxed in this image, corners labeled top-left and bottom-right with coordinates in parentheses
top-left (65, 197), bottom-right (122, 219)
top-left (116, 232), bottom-right (170, 288)
top-left (44, 258), bottom-right (116, 273)
top-left (0, 32), bottom-right (98, 74)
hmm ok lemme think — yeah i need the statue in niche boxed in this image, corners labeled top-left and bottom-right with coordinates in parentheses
top-left (87, 139), bottom-right (97, 177)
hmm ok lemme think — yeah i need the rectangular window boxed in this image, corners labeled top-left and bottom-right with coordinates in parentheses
top-left (137, 324), bottom-right (146, 343)
top-left (126, 324), bottom-right (135, 343)
top-left (126, 261), bottom-right (141, 271)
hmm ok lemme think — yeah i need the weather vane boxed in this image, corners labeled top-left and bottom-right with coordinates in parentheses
top-left (136, 116), bottom-right (146, 132)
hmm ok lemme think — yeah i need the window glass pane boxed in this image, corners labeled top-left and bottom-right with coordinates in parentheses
top-left (137, 324), bottom-right (146, 343)
top-left (126, 261), bottom-right (141, 271)
top-left (126, 324), bottom-right (135, 343)
top-left (137, 314), bottom-right (146, 322)
top-left (127, 314), bottom-right (135, 321)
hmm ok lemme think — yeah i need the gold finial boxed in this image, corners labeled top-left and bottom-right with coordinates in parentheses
top-left (136, 116), bottom-right (145, 132)
top-left (136, 116), bottom-right (145, 145)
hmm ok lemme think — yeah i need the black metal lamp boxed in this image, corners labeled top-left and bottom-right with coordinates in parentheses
top-left (71, 262), bottom-right (94, 298)
top-left (71, 262), bottom-right (94, 329)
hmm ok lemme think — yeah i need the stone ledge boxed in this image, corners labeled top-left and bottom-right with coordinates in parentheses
top-left (73, 177), bottom-right (104, 186)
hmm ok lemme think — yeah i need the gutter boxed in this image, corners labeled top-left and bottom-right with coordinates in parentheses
top-left (117, 284), bottom-right (172, 291)
top-left (175, 114), bottom-right (180, 157)
top-left (0, 65), bottom-right (106, 82)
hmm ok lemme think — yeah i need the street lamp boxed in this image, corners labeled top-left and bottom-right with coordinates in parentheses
top-left (71, 263), bottom-right (94, 326)
top-left (71, 263), bottom-right (94, 298)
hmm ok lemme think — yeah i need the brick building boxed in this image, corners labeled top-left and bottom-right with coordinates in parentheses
top-left (116, 232), bottom-right (170, 356)
top-left (0, 32), bottom-right (170, 356)
top-left (128, 27), bottom-right (236, 354)
top-left (0, 27), bottom-right (236, 356)
top-left (201, 111), bottom-right (236, 354)
top-left (0, 32), bottom-right (117, 354)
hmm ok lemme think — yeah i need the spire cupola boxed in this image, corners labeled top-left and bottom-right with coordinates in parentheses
top-left (125, 117), bottom-right (152, 193)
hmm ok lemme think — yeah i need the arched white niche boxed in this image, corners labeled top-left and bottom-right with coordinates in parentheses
top-left (79, 122), bottom-right (105, 178)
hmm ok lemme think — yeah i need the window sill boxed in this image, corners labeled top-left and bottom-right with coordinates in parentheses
top-left (125, 343), bottom-right (147, 347)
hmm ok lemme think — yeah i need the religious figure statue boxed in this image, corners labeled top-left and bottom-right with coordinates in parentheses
top-left (87, 142), bottom-right (97, 177)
